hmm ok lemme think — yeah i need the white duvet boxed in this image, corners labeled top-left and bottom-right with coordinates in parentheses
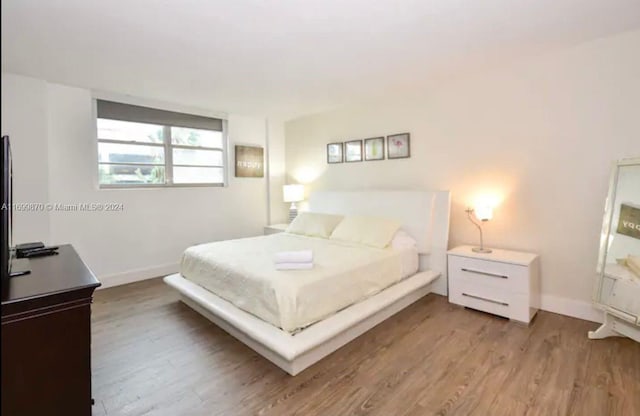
top-left (180, 232), bottom-right (418, 333)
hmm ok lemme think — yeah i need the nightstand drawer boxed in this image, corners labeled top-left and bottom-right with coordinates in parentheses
top-left (449, 279), bottom-right (533, 322)
top-left (450, 286), bottom-right (510, 318)
top-left (448, 255), bottom-right (529, 294)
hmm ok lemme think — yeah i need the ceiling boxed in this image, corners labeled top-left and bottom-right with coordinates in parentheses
top-left (2, 0), bottom-right (640, 120)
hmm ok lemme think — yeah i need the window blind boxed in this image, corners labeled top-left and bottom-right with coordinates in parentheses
top-left (96, 100), bottom-right (223, 132)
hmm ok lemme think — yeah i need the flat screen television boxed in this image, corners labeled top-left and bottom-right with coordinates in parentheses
top-left (1, 135), bottom-right (12, 281)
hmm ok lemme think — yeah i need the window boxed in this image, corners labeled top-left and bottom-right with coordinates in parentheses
top-left (96, 100), bottom-right (226, 187)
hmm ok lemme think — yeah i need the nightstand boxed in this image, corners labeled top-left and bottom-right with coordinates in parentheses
top-left (264, 223), bottom-right (288, 235)
top-left (447, 245), bottom-right (540, 324)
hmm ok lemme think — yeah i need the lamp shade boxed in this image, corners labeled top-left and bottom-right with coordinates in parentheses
top-left (283, 184), bottom-right (304, 203)
top-left (475, 205), bottom-right (493, 221)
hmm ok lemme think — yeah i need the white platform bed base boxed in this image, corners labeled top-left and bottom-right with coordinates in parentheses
top-left (164, 269), bottom-right (439, 375)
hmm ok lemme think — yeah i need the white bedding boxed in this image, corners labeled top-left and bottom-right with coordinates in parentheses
top-left (604, 263), bottom-right (640, 281)
top-left (180, 232), bottom-right (419, 333)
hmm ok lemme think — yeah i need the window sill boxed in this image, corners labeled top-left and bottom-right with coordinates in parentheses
top-left (99, 183), bottom-right (226, 190)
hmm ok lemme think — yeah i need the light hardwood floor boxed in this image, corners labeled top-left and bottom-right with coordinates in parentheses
top-left (92, 278), bottom-right (640, 416)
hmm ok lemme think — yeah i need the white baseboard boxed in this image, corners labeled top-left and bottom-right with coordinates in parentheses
top-left (540, 294), bottom-right (603, 324)
top-left (97, 263), bottom-right (179, 290)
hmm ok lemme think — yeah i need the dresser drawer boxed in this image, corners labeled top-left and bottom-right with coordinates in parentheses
top-left (448, 255), bottom-right (530, 294)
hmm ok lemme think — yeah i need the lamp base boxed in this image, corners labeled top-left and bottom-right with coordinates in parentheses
top-left (288, 204), bottom-right (298, 223)
top-left (472, 247), bottom-right (493, 253)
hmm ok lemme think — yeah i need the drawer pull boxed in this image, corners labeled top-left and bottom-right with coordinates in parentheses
top-left (462, 292), bottom-right (509, 307)
top-left (461, 268), bottom-right (508, 279)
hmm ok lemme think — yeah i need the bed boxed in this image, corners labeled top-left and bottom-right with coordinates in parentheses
top-left (164, 190), bottom-right (451, 375)
top-left (181, 233), bottom-right (420, 333)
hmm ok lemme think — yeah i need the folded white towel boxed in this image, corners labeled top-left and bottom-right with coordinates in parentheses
top-left (275, 262), bottom-right (314, 271)
top-left (274, 250), bottom-right (313, 264)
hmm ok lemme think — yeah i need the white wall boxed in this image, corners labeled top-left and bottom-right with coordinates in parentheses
top-left (285, 30), bottom-right (640, 321)
top-left (267, 118), bottom-right (288, 224)
top-left (2, 73), bottom-right (282, 287)
top-left (0, 74), bottom-right (50, 243)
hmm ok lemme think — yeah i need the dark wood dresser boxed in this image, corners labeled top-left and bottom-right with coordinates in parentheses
top-left (1, 245), bottom-right (100, 416)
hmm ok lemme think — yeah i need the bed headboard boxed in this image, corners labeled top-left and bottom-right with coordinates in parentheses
top-left (308, 190), bottom-right (451, 295)
top-left (307, 190), bottom-right (450, 255)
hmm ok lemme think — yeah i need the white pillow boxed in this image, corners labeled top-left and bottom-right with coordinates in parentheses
top-left (391, 229), bottom-right (417, 250)
top-left (285, 212), bottom-right (344, 238)
top-left (330, 216), bottom-right (401, 248)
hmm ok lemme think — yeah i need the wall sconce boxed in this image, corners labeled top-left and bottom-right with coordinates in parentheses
top-left (465, 205), bottom-right (493, 253)
top-left (283, 184), bottom-right (304, 223)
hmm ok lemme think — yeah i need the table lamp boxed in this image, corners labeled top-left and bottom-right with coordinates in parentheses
top-left (465, 205), bottom-right (493, 253)
top-left (283, 184), bottom-right (304, 223)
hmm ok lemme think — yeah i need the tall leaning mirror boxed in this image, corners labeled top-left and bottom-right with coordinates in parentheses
top-left (589, 157), bottom-right (640, 342)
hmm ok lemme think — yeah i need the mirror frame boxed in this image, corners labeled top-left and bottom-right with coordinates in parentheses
top-left (593, 157), bottom-right (640, 308)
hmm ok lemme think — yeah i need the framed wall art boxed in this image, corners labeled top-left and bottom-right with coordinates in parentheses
top-left (387, 133), bottom-right (410, 159)
top-left (364, 137), bottom-right (385, 161)
top-left (344, 140), bottom-right (363, 162)
top-left (617, 203), bottom-right (640, 240)
top-left (235, 145), bottom-right (264, 177)
top-left (327, 142), bottom-right (343, 164)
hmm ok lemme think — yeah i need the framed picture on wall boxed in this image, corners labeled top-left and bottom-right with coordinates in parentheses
top-left (364, 137), bottom-right (385, 161)
top-left (617, 203), bottom-right (640, 240)
top-left (327, 142), bottom-right (343, 164)
top-left (235, 145), bottom-right (264, 177)
top-left (344, 140), bottom-right (363, 162)
top-left (387, 133), bottom-right (410, 159)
